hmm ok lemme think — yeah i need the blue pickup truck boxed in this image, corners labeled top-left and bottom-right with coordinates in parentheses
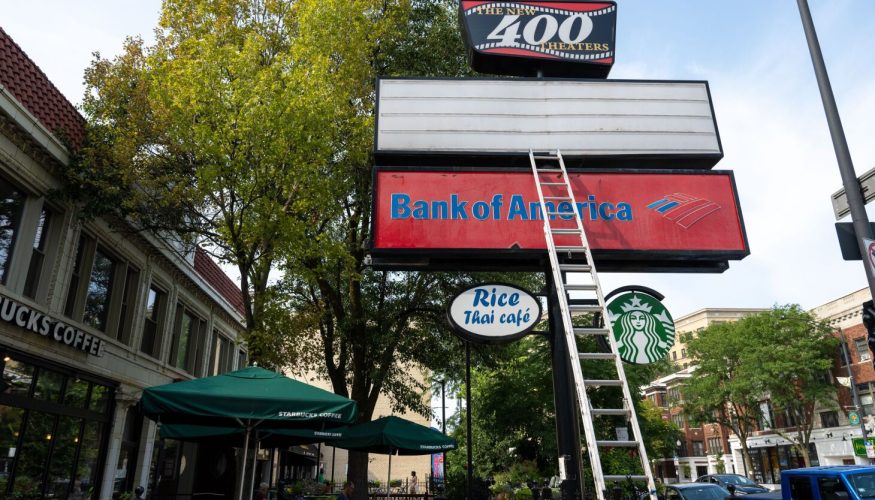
top-left (742, 466), bottom-right (875, 500)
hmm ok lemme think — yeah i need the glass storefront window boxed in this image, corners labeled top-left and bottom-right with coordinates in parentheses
top-left (75, 420), bottom-right (104, 496)
top-left (89, 384), bottom-right (111, 413)
top-left (12, 410), bottom-right (55, 496)
top-left (64, 376), bottom-right (90, 408)
top-left (46, 415), bottom-right (82, 498)
top-left (0, 351), bottom-right (114, 497)
top-left (2, 357), bottom-right (34, 397)
top-left (33, 367), bottom-right (65, 402)
top-left (0, 405), bottom-right (24, 493)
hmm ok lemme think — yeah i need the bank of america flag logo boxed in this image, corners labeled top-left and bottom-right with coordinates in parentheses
top-left (647, 193), bottom-right (721, 229)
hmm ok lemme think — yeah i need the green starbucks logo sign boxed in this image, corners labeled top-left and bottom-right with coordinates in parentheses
top-left (606, 292), bottom-right (675, 365)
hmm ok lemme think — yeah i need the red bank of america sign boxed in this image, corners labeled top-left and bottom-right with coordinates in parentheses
top-left (371, 169), bottom-right (748, 267)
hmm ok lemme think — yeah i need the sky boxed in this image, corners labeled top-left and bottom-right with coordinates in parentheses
top-left (5, 1), bottom-right (875, 315)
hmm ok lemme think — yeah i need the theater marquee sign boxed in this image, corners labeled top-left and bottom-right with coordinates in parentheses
top-left (460, 1), bottom-right (617, 77)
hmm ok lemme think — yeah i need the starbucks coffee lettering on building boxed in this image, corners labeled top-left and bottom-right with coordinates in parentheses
top-left (0, 293), bottom-right (106, 356)
top-left (448, 283), bottom-right (542, 344)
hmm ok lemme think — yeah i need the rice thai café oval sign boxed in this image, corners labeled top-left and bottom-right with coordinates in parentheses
top-left (460, 1), bottom-right (617, 77)
top-left (448, 283), bottom-right (542, 343)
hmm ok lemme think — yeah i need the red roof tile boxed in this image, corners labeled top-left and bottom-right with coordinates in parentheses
top-left (0, 27), bottom-right (85, 149)
top-left (194, 246), bottom-right (246, 316)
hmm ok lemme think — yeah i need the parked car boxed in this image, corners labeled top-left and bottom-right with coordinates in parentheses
top-left (696, 474), bottom-right (770, 495)
top-left (743, 466), bottom-right (875, 500)
top-left (664, 483), bottom-right (732, 500)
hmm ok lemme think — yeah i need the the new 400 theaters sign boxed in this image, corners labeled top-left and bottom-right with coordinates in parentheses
top-left (460, 1), bottom-right (617, 77)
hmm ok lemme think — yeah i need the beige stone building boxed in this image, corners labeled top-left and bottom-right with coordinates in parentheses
top-left (291, 370), bottom-right (434, 490)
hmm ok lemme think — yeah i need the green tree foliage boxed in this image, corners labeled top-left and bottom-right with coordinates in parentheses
top-left (682, 305), bottom-right (838, 471)
top-left (66, 0), bottom-right (506, 495)
top-left (743, 305), bottom-right (838, 466)
top-left (443, 331), bottom-right (677, 494)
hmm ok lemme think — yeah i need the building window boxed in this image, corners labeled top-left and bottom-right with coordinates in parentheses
top-left (140, 285), bottom-right (167, 358)
top-left (0, 178), bottom-right (25, 284)
top-left (759, 400), bottom-right (773, 430)
top-left (681, 348), bottom-right (686, 358)
top-left (237, 349), bottom-right (247, 370)
top-left (672, 352), bottom-right (677, 361)
top-left (65, 234), bottom-right (140, 340)
top-left (169, 305), bottom-right (206, 373)
top-left (210, 332), bottom-right (233, 375)
top-left (820, 411), bottom-right (839, 428)
top-left (691, 441), bottom-right (705, 456)
top-left (861, 393), bottom-right (875, 416)
top-left (856, 338), bottom-right (871, 362)
top-left (707, 437), bottom-right (724, 455)
top-left (22, 208), bottom-right (51, 299)
top-left (83, 247), bottom-right (115, 331)
top-left (667, 387), bottom-right (681, 403)
top-left (671, 413), bottom-right (684, 429)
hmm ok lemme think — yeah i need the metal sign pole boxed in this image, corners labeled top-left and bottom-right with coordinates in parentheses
top-left (547, 270), bottom-right (585, 500)
top-left (797, 0), bottom-right (875, 298)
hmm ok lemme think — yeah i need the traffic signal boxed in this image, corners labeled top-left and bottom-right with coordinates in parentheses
top-left (863, 300), bottom-right (875, 366)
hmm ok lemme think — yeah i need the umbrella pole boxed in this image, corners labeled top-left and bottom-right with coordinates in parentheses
top-left (387, 448), bottom-right (392, 500)
top-left (249, 432), bottom-right (259, 500)
top-left (238, 423), bottom-right (251, 500)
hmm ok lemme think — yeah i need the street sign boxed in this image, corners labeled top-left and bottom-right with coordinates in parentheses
top-left (831, 165), bottom-right (875, 220)
top-left (850, 411), bottom-right (861, 426)
top-left (853, 438), bottom-right (866, 456)
top-left (866, 239), bottom-right (875, 278)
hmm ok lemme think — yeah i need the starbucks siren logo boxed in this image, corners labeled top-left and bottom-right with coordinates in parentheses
top-left (606, 292), bottom-right (675, 365)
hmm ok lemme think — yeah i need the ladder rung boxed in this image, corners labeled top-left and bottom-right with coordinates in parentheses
top-left (551, 228), bottom-right (582, 235)
top-left (540, 182), bottom-right (566, 186)
top-left (555, 246), bottom-right (587, 252)
top-left (596, 441), bottom-right (640, 448)
top-left (547, 211), bottom-right (576, 216)
top-left (533, 155), bottom-right (559, 160)
top-left (559, 264), bottom-right (591, 272)
top-left (604, 475), bottom-right (649, 482)
top-left (592, 408), bottom-right (630, 416)
top-left (579, 353), bottom-right (616, 360)
top-left (569, 304), bottom-right (601, 313)
top-left (573, 327), bottom-right (610, 336)
top-left (544, 196), bottom-right (572, 201)
top-left (536, 168), bottom-right (563, 174)
top-left (564, 284), bottom-right (597, 291)
top-left (585, 380), bottom-right (624, 387)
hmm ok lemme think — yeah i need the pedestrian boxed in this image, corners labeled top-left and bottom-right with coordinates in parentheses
top-left (338, 481), bottom-right (355, 500)
top-left (409, 471), bottom-right (418, 494)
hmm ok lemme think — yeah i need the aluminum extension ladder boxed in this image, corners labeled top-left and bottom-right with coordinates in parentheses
top-left (529, 149), bottom-right (656, 500)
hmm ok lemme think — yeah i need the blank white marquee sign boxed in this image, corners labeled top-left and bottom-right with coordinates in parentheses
top-left (376, 78), bottom-right (722, 159)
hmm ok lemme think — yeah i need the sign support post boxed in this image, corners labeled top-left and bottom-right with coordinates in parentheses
top-left (547, 271), bottom-right (585, 500)
top-left (797, 0), bottom-right (875, 299)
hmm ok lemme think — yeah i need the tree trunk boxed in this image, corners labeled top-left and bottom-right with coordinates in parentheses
top-left (348, 450), bottom-right (370, 500)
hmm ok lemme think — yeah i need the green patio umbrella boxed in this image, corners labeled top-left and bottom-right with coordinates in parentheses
top-left (141, 366), bottom-right (357, 500)
top-left (328, 416), bottom-right (457, 499)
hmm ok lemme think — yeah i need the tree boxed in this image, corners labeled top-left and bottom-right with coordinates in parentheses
top-left (682, 322), bottom-right (763, 475)
top-left (745, 306), bottom-right (838, 466)
top-left (682, 305), bottom-right (839, 472)
top-left (68, 1), bottom-right (488, 496)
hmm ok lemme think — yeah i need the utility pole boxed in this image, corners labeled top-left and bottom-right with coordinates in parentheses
top-left (797, 0), bottom-right (875, 299)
